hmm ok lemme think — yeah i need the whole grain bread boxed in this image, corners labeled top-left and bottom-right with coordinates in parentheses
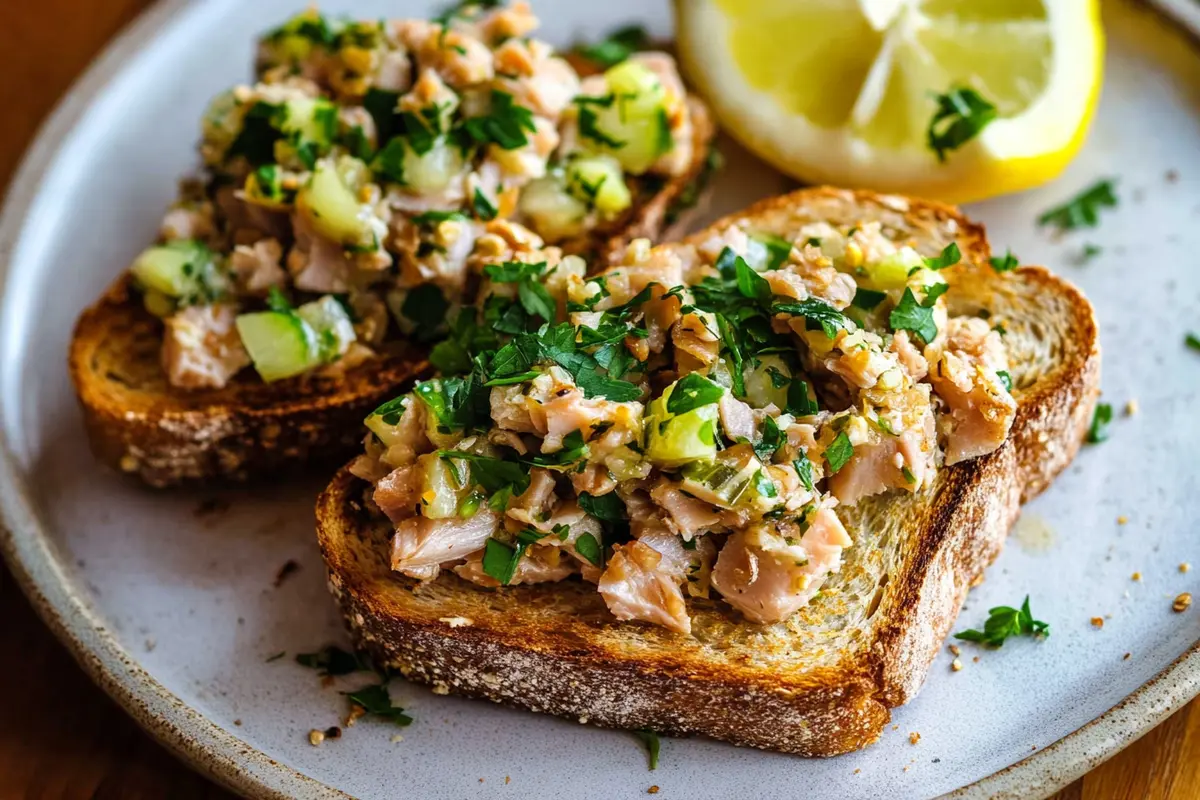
top-left (314, 187), bottom-right (1100, 756)
top-left (68, 98), bottom-right (716, 488)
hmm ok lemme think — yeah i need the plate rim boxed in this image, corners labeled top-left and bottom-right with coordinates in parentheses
top-left (0, 1), bottom-right (1196, 798)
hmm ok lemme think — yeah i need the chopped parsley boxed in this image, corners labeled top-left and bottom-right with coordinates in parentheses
top-left (926, 86), bottom-right (998, 162)
top-left (295, 645), bottom-right (366, 677)
top-left (575, 532), bottom-right (604, 566)
top-left (1086, 402), bottom-right (1113, 444)
top-left (793, 453), bottom-right (816, 493)
top-left (851, 287), bottom-right (887, 311)
top-left (400, 284), bottom-right (450, 342)
top-left (579, 491), bottom-right (627, 522)
top-left (634, 729), bottom-right (661, 770)
top-left (371, 396), bottom-right (407, 426)
top-left (1081, 243), bottom-right (1103, 262)
top-left (996, 370), bottom-right (1014, 393)
top-left (1187, 332), bottom-right (1200, 352)
top-left (576, 97), bottom-right (626, 149)
top-left (463, 90), bottom-right (537, 150)
top-left (989, 250), bottom-right (1019, 273)
top-left (481, 537), bottom-right (524, 585)
top-left (1038, 179), bottom-right (1118, 232)
top-left (750, 415), bottom-right (784, 461)
top-left (754, 469), bottom-right (778, 499)
top-left (923, 242), bottom-right (961, 270)
top-left (825, 431), bottom-right (854, 474)
top-left (438, 449), bottom-right (531, 496)
top-left (771, 298), bottom-right (850, 339)
top-left (527, 429), bottom-right (588, 468)
top-left (666, 372), bottom-right (725, 415)
top-left (954, 596), bottom-right (1049, 647)
top-left (889, 283), bottom-right (948, 345)
top-left (901, 465), bottom-right (917, 484)
top-left (574, 24), bottom-right (650, 68)
top-left (472, 188), bottom-right (498, 221)
top-left (343, 683), bottom-right (413, 726)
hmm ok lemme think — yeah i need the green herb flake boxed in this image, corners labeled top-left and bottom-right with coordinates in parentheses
top-left (1186, 332), bottom-right (1200, 352)
top-left (996, 370), bottom-right (1014, 393)
top-left (472, 187), bottom-right (498, 221)
top-left (579, 491), bottom-right (627, 522)
top-left (954, 595), bottom-right (1049, 647)
top-left (1086, 402), bottom-right (1113, 444)
top-left (926, 86), bottom-right (998, 163)
top-left (889, 284), bottom-right (949, 345)
top-left (400, 284), bottom-right (450, 342)
top-left (771, 298), bottom-right (850, 339)
top-left (754, 469), bottom-right (778, 499)
top-left (989, 250), bottom-right (1019, 273)
top-left (575, 24), bottom-right (651, 68)
top-left (481, 538), bottom-right (524, 585)
top-left (825, 431), bottom-right (854, 474)
top-left (634, 729), bottom-right (661, 770)
top-left (1081, 242), bottom-right (1103, 262)
top-left (370, 396), bottom-right (407, 426)
top-left (1038, 179), bottom-right (1119, 232)
top-left (343, 683), bottom-right (413, 726)
top-left (666, 373), bottom-right (725, 416)
top-left (793, 453), bottom-right (816, 493)
top-left (923, 242), bottom-right (961, 270)
top-left (851, 287), bottom-right (887, 311)
top-left (575, 531), bottom-right (604, 566)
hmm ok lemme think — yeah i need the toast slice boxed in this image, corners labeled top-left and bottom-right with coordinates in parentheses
top-left (68, 100), bottom-right (716, 488)
top-left (314, 187), bottom-right (1100, 756)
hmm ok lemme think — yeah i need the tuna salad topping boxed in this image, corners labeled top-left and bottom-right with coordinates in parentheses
top-left (353, 220), bottom-right (1018, 633)
top-left (125, 2), bottom-right (698, 389)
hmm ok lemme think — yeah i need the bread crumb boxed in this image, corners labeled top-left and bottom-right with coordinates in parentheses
top-left (1117, 516), bottom-right (1129, 525)
top-left (308, 729), bottom-right (325, 746)
top-left (903, 766), bottom-right (910, 773)
top-left (1123, 652), bottom-right (1132, 660)
top-left (648, 787), bottom-right (660, 795)
top-left (1131, 571), bottom-right (1142, 581)
top-left (505, 777), bottom-right (511, 785)
top-left (234, 719), bottom-right (242, 726)
top-left (909, 732), bottom-right (921, 745)
top-left (479, 778), bottom-right (485, 783)
top-left (1173, 592), bottom-right (1192, 613)
top-left (1124, 399), bottom-right (1138, 416)
top-left (854, 768), bottom-right (862, 775)
top-left (949, 644), bottom-right (961, 656)
top-left (951, 658), bottom-right (963, 672)
top-left (1091, 617), bottom-right (1104, 629)
top-left (345, 703), bottom-right (367, 727)
top-left (972, 656), bottom-right (980, 663)
top-left (892, 724), bottom-right (899, 731)
top-left (1181, 563), bottom-right (1192, 574)
top-left (324, 726), bottom-right (341, 740)
top-left (390, 734), bottom-right (404, 743)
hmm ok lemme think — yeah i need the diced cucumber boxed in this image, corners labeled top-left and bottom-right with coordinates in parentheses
top-left (859, 247), bottom-right (923, 289)
top-left (402, 139), bottom-right (465, 195)
top-left (278, 98), bottom-right (338, 152)
top-left (130, 240), bottom-right (222, 300)
top-left (680, 454), bottom-right (758, 509)
top-left (235, 310), bottom-right (320, 382)
top-left (644, 383), bottom-right (719, 468)
top-left (417, 453), bottom-right (466, 520)
top-left (297, 295), bottom-right (357, 361)
top-left (605, 61), bottom-right (666, 114)
top-left (518, 175), bottom-right (588, 242)
top-left (743, 355), bottom-right (793, 410)
top-left (566, 156), bottom-right (631, 216)
top-left (297, 161), bottom-right (370, 245)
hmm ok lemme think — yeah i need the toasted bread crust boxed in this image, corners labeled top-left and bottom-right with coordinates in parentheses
top-left (315, 187), bottom-right (1101, 756)
top-left (68, 94), bottom-right (716, 487)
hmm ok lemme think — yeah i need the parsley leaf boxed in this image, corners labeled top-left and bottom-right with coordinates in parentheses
top-left (926, 86), bottom-right (998, 162)
top-left (923, 242), bottom-right (961, 270)
top-left (750, 415), bottom-right (783, 461)
top-left (371, 396), bottom-right (407, 426)
top-left (825, 431), bottom-right (854, 474)
top-left (579, 491), bottom-right (627, 522)
top-left (295, 645), bottom-right (365, 677)
top-left (1086, 402), bottom-right (1113, 444)
top-left (771, 298), bottom-right (850, 338)
top-left (786, 377), bottom-right (820, 417)
top-left (472, 187), bottom-right (498, 221)
top-left (575, 532), bottom-right (604, 566)
top-left (527, 429), bottom-right (588, 468)
top-left (463, 90), bottom-right (536, 150)
top-left (996, 370), bottom-right (1013, 393)
top-left (400, 284), bottom-right (449, 342)
top-left (851, 287), bottom-right (887, 311)
top-left (438, 450), bottom-right (531, 496)
top-left (482, 538), bottom-right (524, 585)
top-left (735, 255), bottom-right (772, 302)
top-left (518, 278), bottom-right (556, 323)
top-left (635, 730), bottom-right (661, 770)
top-left (574, 24), bottom-right (650, 68)
top-left (1186, 332), bottom-right (1200, 352)
top-left (889, 284), bottom-right (949, 345)
top-left (1038, 179), bottom-right (1119, 232)
top-left (954, 595), bottom-right (1049, 647)
top-left (666, 373), bottom-right (725, 415)
top-left (343, 683), bottom-right (413, 726)
top-left (989, 250), bottom-right (1019, 273)
top-left (793, 453), bottom-right (815, 493)
top-left (483, 261), bottom-right (546, 283)
top-left (714, 314), bottom-right (746, 398)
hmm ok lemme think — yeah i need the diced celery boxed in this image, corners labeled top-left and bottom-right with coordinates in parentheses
top-left (417, 453), bottom-right (466, 520)
top-left (402, 139), bottom-right (465, 195)
top-left (297, 161), bottom-right (369, 245)
top-left (297, 295), bottom-right (357, 361)
top-left (566, 156), bottom-right (631, 216)
top-left (860, 247), bottom-right (923, 290)
top-left (235, 310), bottom-right (320, 382)
top-left (742, 355), bottom-right (793, 410)
top-left (518, 175), bottom-right (588, 242)
top-left (644, 381), bottom-right (719, 468)
top-left (130, 240), bottom-right (222, 300)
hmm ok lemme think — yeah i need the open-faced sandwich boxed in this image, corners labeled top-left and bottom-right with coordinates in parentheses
top-left (317, 187), bottom-right (1100, 756)
top-left (69, 2), bottom-right (715, 486)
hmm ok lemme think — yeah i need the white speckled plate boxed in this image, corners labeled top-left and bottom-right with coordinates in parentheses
top-left (1, 0), bottom-right (1198, 798)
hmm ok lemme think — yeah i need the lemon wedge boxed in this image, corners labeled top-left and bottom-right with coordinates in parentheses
top-left (675, 0), bottom-right (1104, 203)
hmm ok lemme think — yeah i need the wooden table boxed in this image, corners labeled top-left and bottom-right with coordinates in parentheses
top-left (0, 2), bottom-right (1196, 798)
